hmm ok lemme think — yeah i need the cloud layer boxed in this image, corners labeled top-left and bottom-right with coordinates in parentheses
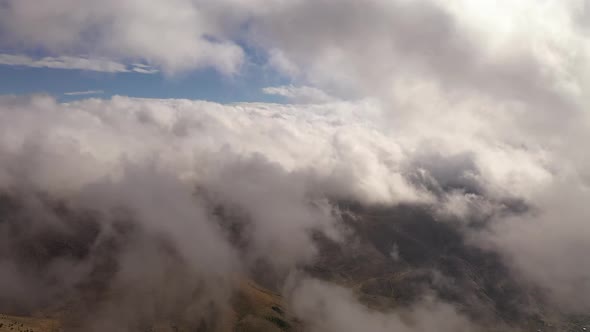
top-left (0, 89), bottom-right (587, 327)
top-left (1, 0), bottom-right (590, 330)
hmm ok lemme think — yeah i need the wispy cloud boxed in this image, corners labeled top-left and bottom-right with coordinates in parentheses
top-left (0, 54), bottom-right (158, 74)
top-left (262, 85), bottom-right (337, 104)
top-left (131, 67), bottom-right (159, 74)
top-left (63, 90), bottom-right (104, 96)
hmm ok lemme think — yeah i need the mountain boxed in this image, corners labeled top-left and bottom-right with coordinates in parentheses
top-left (0, 192), bottom-right (588, 331)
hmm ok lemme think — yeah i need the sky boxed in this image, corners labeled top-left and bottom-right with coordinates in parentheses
top-left (1, 1), bottom-right (590, 331)
top-left (0, 48), bottom-right (288, 103)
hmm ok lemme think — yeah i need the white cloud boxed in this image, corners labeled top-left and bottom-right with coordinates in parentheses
top-left (0, 85), bottom-right (588, 323)
top-left (0, 94), bottom-right (582, 305)
top-left (2, 0), bottom-right (589, 89)
top-left (246, 0), bottom-right (590, 109)
top-left (0, 95), bottom-right (427, 205)
top-left (63, 90), bottom-right (104, 96)
top-left (0, 54), bottom-right (158, 74)
top-left (0, 95), bottom-right (422, 284)
top-left (478, 177), bottom-right (590, 312)
top-left (0, 0), bottom-right (248, 74)
top-left (287, 278), bottom-right (476, 332)
top-left (131, 67), bottom-right (159, 74)
top-left (267, 49), bottom-right (301, 77)
top-left (262, 85), bottom-right (337, 104)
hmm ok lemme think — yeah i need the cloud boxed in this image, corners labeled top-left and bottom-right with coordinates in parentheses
top-left (0, 95), bottom-right (421, 313)
top-left (63, 90), bottom-right (104, 96)
top-left (0, 94), bottom-right (428, 327)
top-left (0, 54), bottom-right (158, 74)
top-left (2, 0), bottom-right (589, 92)
top-left (0, 88), bottom-right (586, 328)
top-left (0, 0), bottom-right (248, 74)
top-left (2, 0), bottom-right (590, 329)
top-left (247, 0), bottom-right (590, 110)
top-left (286, 277), bottom-right (478, 332)
top-left (477, 176), bottom-right (590, 313)
top-left (262, 85), bottom-right (337, 104)
top-left (2, 95), bottom-right (429, 205)
top-left (0, 91), bottom-right (585, 319)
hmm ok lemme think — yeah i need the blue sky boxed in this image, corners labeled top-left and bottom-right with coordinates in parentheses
top-left (0, 57), bottom-right (289, 103)
top-left (0, 2), bottom-right (299, 104)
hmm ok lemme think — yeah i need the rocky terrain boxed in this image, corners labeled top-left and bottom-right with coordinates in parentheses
top-left (1, 192), bottom-right (588, 331)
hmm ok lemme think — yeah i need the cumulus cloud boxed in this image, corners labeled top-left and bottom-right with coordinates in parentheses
top-left (0, 0), bottom-right (247, 74)
top-left (0, 95), bottom-right (430, 205)
top-left (248, 0), bottom-right (590, 106)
